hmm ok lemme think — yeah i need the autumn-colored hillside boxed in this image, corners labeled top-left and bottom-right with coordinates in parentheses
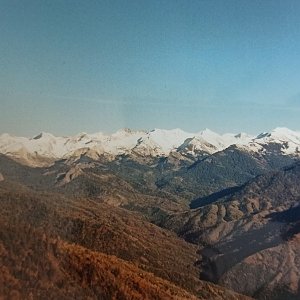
top-left (0, 181), bottom-right (250, 299)
top-left (0, 222), bottom-right (200, 300)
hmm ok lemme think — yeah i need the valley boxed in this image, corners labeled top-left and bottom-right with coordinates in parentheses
top-left (1, 127), bottom-right (300, 299)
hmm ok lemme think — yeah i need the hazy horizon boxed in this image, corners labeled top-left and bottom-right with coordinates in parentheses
top-left (2, 1), bottom-right (300, 136)
top-left (2, 125), bottom-right (300, 139)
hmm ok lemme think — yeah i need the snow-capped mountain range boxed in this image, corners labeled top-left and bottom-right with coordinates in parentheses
top-left (0, 127), bottom-right (300, 166)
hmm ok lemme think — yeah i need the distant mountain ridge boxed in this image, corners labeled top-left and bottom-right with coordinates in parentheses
top-left (1, 127), bottom-right (300, 166)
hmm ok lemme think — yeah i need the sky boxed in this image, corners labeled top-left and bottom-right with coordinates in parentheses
top-left (1, 0), bottom-right (300, 136)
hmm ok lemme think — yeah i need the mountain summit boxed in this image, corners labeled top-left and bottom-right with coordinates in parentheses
top-left (0, 128), bottom-right (300, 166)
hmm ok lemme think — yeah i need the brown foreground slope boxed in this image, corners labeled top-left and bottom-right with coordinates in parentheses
top-left (0, 223), bottom-right (199, 300)
top-left (0, 181), bottom-right (250, 300)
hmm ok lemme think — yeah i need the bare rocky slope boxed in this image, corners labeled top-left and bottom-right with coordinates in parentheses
top-left (160, 163), bottom-right (300, 299)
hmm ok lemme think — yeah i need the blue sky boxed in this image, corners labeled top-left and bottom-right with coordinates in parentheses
top-left (1, 0), bottom-right (300, 136)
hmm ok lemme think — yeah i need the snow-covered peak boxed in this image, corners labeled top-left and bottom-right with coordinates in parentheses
top-left (177, 136), bottom-right (218, 155)
top-left (222, 132), bottom-right (254, 146)
top-left (112, 128), bottom-right (133, 136)
top-left (196, 129), bottom-right (227, 149)
top-left (100, 130), bottom-right (146, 155)
top-left (272, 127), bottom-right (296, 134)
top-left (197, 128), bottom-right (219, 137)
top-left (199, 128), bottom-right (214, 133)
top-left (146, 128), bottom-right (193, 153)
top-left (89, 131), bottom-right (105, 138)
top-left (1, 127), bottom-right (300, 166)
top-left (234, 132), bottom-right (253, 140)
top-left (111, 128), bottom-right (144, 139)
top-left (248, 127), bottom-right (300, 156)
top-left (0, 133), bottom-right (19, 145)
top-left (32, 132), bottom-right (56, 140)
top-left (257, 127), bottom-right (300, 143)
